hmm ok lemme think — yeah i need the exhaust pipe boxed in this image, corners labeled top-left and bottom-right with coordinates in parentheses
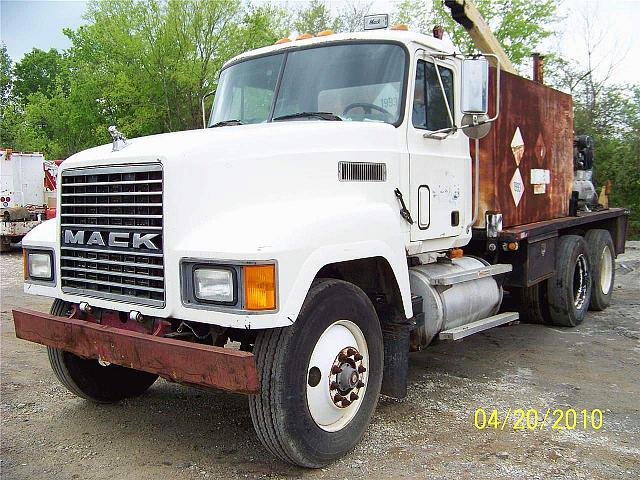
top-left (532, 53), bottom-right (544, 84)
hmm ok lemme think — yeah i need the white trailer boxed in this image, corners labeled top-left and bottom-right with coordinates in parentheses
top-left (1, 149), bottom-right (56, 251)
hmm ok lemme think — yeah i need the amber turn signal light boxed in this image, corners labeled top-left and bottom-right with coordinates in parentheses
top-left (22, 249), bottom-right (27, 280)
top-left (244, 264), bottom-right (276, 310)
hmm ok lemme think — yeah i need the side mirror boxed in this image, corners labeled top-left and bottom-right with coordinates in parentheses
top-left (201, 90), bottom-right (216, 128)
top-left (461, 58), bottom-right (489, 115)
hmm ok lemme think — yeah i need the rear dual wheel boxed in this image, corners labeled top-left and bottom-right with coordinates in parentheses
top-left (249, 279), bottom-right (383, 468)
top-left (585, 229), bottom-right (615, 311)
top-left (547, 235), bottom-right (592, 327)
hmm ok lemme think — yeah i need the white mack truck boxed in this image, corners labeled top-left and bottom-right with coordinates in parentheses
top-left (13, 11), bottom-right (629, 468)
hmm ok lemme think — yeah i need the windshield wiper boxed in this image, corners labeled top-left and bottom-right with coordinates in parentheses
top-left (272, 112), bottom-right (342, 122)
top-left (209, 119), bottom-right (245, 128)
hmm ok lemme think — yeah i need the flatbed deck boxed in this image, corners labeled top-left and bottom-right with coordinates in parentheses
top-left (473, 207), bottom-right (629, 254)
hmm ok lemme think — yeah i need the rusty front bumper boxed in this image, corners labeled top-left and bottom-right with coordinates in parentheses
top-left (12, 308), bottom-right (260, 394)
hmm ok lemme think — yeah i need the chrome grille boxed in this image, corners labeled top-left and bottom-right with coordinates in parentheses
top-left (60, 164), bottom-right (165, 307)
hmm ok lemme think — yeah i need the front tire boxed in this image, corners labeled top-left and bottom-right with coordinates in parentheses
top-left (546, 235), bottom-right (592, 327)
top-left (48, 299), bottom-right (158, 403)
top-left (249, 279), bottom-right (383, 468)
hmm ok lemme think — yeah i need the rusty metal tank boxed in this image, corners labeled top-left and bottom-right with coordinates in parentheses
top-left (473, 69), bottom-right (574, 229)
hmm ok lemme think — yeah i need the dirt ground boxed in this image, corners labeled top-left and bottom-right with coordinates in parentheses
top-left (1, 243), bottom-right (639, 480)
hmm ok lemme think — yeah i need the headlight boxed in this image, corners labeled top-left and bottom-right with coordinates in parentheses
top-left (193, 268), bottom-right (235, 304)
top-left (26, 250), bottom-right (53, 281)
top-left (182, 261), bottom-right (277, 311)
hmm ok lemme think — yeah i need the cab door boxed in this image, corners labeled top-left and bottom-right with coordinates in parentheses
top-left (407, 53), bottom-right (471, 242)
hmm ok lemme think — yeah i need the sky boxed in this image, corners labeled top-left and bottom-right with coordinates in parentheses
top-left (1, 0), bottom-right (639, 84)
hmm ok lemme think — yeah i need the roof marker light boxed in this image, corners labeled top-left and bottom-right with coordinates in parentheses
top-left (390, 23), bottom-right (409, 31)
top-left (317, 29), bottom-right (334, 37)
top-left (275, 37), bottom-right (291, 44)
top-left (296, 33), bottom-right (313, 40)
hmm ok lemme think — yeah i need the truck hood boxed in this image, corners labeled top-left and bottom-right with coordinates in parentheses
top-left (59, 120), bottom-right (408, 255)
top-left (63, 121), bottom-right (404, 169)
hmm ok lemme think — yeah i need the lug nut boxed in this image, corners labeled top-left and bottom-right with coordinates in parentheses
top-left (350, 392), bottom-right (359, 401)
top-left (354, 353), bottom-right (363, 361)
top-left (334, 393), bottom-right (345, 403)
top-left (358, 365), bottom-right (367, 373)
top-left (330, 381), bottom-right (339, 390)
top-left (338, 353), bottom-right (348, 362)
top-left (331, 365), bottom-right (342, 374)
top-left (346, 348), bottom-right (357, 356)
top-left (356, 380), bottom-right (365, 388)
top-left (341, 399), bottom-right (352, 407)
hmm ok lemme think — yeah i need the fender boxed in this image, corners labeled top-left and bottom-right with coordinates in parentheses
top-left (173, 197), bottom-right (412, 328)
top-left (286, 239), bottom-right (413, 322)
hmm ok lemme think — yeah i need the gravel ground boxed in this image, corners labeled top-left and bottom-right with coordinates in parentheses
top-left (1, 242), bottom-right (639, 479)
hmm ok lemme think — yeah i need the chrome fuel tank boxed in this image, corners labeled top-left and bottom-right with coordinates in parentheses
top-left (409, 256), bottom-right (502, 349)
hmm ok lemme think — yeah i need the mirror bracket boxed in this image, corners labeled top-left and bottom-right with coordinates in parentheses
top-left (423, 127), bottom-right (457, 140)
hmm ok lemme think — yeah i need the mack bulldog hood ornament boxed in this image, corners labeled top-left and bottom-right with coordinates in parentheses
top-left (108, 125), bottom-right (129, 152)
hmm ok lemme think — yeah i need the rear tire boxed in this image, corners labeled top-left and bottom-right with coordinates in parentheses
top-left (585, 229), bottom-right (615, 311)
top-left (546, 235), bottom-right (592, 327)
top-left (249, 279), bottom-right (383, 468)
top-left (48, 299), bottom-right (158, 403)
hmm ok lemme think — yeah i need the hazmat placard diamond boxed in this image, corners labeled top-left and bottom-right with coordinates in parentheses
top-left (510, 168), bottom-right (524, 206)
top-left (511, 127), bottom-right (525, 166)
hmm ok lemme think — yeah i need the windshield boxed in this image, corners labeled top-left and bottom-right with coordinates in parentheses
top-left (209, 42), bottom-right (407, 126)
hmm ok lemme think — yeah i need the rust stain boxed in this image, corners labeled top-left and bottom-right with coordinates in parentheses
top-left (13, 308), bottom-right (260, 394)
top-left (473, 69), bottom-right (574, 228)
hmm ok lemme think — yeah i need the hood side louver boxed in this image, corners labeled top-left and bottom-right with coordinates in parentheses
top-left (338, 162), bottom-right (387, 182)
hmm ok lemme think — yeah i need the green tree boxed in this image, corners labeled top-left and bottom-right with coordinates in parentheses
top-left (336, 1), bottom-right (372, 33)
top-left (394, 0), bottom-right (556, 67)
top-left (294, 0), bottom-right (341, 35)
top-left (1, 0), bottom-right (293, 157)
top-left (12, 48), bottom-right (67, 103)
top-left (1, 44), bottom-right (12, 108)
top-left (544, 10), bottom-right (639, 237)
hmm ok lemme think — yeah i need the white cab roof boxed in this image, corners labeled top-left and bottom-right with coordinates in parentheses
top-left (223, 29), bottom-right (457, 68)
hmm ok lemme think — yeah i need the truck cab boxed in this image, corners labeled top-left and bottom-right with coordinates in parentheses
top-left (23, 29), bottom-right (482, 329)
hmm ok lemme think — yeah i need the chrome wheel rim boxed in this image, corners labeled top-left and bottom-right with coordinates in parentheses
top-left (573, 253), bottom-right (589, 309)
top-left (599, 245), bottom-right (613, 295)
top-left (306, 320), bottom-right (369, 432)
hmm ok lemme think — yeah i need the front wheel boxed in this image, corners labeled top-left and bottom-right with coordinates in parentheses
top-left (48, 299), bottom-right (158, 403)
top-left (249, 279), bottom-right (383, 468)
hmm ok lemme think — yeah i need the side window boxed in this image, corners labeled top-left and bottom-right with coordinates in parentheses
top-left (412, 60), bottom-right (454, 131)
